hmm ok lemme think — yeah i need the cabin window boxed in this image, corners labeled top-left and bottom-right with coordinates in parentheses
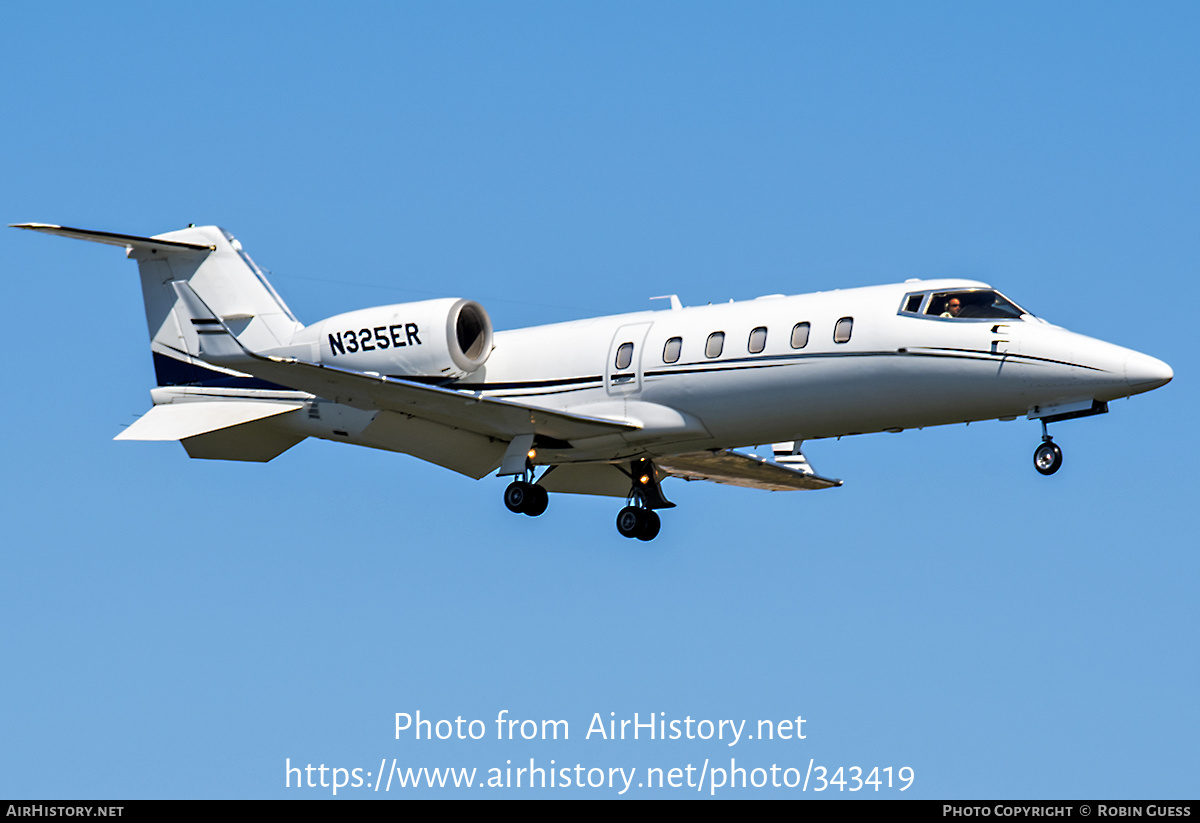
top-left (748, 327), bottom-right (767, 354)
top-left (614, 342), bottom-right (634, 370)
top-left (833, 317), bottom-right (853, 343)
top-left (663, 337), bottom-right (682, 364)
top-left (705, 332), bottom-right (725, 358)
top-left (790, 322), bottom-right (810, 349)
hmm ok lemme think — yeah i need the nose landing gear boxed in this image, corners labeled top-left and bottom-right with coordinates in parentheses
top-left (1033, 420), bottom-right (1063, 476)
top-left (1027, 399), bottom-right (1109, 476)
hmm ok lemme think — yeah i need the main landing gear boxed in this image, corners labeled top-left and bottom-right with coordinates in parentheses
top-left (616, 505), bottom-right (661, 541)
top-left (1033, 419), bottom-right (1063, 476)
top-left (504, 478), bottom-right (548, 516)
top-left (499, 457), bottom-right (674, 542)
top-left (615, 457), bottom-right (673, 542)
top-left (501, 436), bottom-right (549, 516)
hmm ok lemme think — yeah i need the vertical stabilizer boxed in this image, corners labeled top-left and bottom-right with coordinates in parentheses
top-left (130, 226), bottom-right (303, 387)
top-left (12, 223), bottom-right (305, 388)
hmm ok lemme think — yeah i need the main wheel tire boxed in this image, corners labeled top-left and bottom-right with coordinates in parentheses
top-left (1034, 441), bottom-right (1063, 476)
top-left (504, 481), bottom-right (531, 513)
top-left (524, 484), bottom-right (549, 517)
top-left (636, 509), bottom-right (661, 541)
top-left (616, 506), bottom-right (643, 538)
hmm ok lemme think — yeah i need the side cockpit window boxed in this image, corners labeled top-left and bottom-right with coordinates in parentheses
top-left (900, 289), bottom-right (1030, 320)
top-left (926, 290), bottom-right (1027, 319)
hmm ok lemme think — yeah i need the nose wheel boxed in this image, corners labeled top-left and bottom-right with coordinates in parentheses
top-left (1033, 440), bottom-right (1063, 475)
top-left (1032, 419), bottom-right (1063, 475)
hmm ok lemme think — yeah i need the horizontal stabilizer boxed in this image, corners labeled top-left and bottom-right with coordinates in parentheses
top-left (11, 223), bottom-right (214, 253)
top-left (657, 449), bottom-right (842, 491)
top-left (116, 401), bottom-right (304, 441)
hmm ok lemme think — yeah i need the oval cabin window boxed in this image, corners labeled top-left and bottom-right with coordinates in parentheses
top-left (663, 337), bottom-right (682, 364)
top-left (705, 332), bottom-right (725, 358)
top-left (748, 327), bottom-right (767, 354)
top-left (615, 342), bottom-right (634, 370)
top-left (791, 322), bottom-right (810, 349)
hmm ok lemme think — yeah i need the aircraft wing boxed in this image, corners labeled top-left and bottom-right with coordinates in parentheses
top-left (225, 352), bottom-right (638, 442)
top-left (656, 449), bottom-right (842, 491)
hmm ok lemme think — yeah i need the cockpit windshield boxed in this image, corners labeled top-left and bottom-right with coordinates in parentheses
top-left (923, 290), bottom-right (1029, 320)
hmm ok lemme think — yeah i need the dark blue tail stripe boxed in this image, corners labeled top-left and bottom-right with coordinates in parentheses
top-left (152, 352), bottom-right (290, 391)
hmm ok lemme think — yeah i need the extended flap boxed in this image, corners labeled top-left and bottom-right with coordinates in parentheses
top-left (657, 449), bottom-right (842, 491)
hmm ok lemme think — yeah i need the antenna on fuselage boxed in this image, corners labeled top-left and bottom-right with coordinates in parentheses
top-left (650, 295), bottom-right (683, 311)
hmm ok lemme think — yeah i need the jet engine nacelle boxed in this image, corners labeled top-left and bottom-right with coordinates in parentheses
top-left (298, 297), bottom-right (493, 378)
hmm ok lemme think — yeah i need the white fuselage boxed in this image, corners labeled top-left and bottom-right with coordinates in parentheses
top-left (146, 276), bottom-right (1171, 471)
top-left (416, 278), bottom-right (1169, 464)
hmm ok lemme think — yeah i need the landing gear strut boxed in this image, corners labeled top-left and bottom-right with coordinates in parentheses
top-left (1033, 420), bottom-right (1063, 476)
top-left (615, 457), bottom-right (673, 541)
top-left (501, 436), bottom-right (549, 516)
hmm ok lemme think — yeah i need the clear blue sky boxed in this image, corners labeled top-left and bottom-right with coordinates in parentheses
top-left (3, 1), bottom-right (1196, 798)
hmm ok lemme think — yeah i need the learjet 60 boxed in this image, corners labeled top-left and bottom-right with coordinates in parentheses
top-left (15, 223), bottom-right (1173, 541)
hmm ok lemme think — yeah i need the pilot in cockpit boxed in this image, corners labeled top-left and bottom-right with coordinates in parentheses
top-left (925, 290), bottom-right (1028, 320)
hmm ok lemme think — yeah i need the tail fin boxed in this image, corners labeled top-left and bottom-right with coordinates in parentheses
top-left (12, 223), bottom-right (304, 388)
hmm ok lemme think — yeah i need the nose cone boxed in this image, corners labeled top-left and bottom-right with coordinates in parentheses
top-left (1125, 351), bottom-right (1173, 394)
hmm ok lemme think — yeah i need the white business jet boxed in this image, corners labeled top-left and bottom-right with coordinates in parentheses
top-left (14, 223), bottom-right (1172, 541)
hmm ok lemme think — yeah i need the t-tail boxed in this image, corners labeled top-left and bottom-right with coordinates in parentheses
top-left (15, 223), bottom-right (303, 388)
top-left (13, 223), bottom-right (311, 460)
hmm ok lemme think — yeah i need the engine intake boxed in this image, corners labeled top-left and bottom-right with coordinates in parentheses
top-left (297, 297), bottom-right (494, 379)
